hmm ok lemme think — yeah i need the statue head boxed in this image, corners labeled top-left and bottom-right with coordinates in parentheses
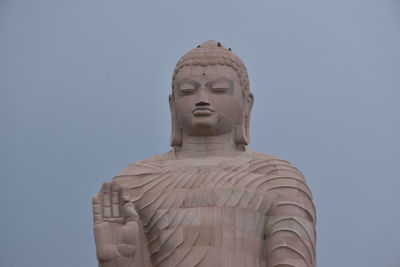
top-left (169, 40), bottom-right (254, 148)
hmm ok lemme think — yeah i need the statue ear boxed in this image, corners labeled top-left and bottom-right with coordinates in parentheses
top-left (169, 94), bottom-right (182, 147)
top-left (246, 92), bottom-right (254, 115)
top-left (235, 92), bottom-right (254, 146)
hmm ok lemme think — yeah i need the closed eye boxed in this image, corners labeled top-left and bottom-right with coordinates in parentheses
top-left (210, 87), bottom-right (229, 93)
top-left (181, 87), bottom-right (195, 93)
top-left (177, 78), bottom-right (200, 95)
top-left (207, 77), bottom-right (233, 94)
top-left (179, 85), bottom-right (197, 94)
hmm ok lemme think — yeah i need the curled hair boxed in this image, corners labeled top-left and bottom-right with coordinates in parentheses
top-left (172, 40), bottom-right (250, 93)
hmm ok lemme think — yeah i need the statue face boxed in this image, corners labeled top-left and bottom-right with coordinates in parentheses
top-left (172, 65), bottom-right (249, 136)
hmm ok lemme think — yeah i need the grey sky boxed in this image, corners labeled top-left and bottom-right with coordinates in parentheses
top-left (1, 0), bottom-right (399, 266)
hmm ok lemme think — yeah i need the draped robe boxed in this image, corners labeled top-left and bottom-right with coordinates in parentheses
top-left (113, 149), bottom-right (316, 267)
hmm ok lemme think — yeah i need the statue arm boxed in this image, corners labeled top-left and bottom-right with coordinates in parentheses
top-left (262, 165), bottom-right (317, 267)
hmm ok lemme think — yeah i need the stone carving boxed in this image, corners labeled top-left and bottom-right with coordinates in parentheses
top-left (92, 40), bottom-right (316, 267)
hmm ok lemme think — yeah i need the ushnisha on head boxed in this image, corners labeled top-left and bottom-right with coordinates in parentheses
top-left (169, 40), bottom-right (254, 148)
top-left (172, 41), bottom-right (250, 93)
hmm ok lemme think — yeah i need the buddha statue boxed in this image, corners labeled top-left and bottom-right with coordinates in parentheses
top-left (92, 40), bottom-right (316, 267)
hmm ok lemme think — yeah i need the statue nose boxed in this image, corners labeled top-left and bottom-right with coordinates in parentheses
top-left (195, 101), bottom-right (211, 107)
top-left (196, 86), bottom-right (211, 103)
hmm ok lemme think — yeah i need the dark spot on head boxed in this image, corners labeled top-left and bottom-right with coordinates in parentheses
top-left (202, 72), bottom-right (206, 76)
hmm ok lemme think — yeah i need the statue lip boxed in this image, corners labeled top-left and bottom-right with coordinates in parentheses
top-left (192, 107), bottom-right (214, 116)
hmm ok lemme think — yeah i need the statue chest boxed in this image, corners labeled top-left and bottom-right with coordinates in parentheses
top-left (124, 169), bottom-right (270, 266)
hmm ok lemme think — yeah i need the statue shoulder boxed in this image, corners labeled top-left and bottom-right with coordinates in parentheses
top-left (113, 150), bottom-right (174, 179)
top-left (246, 149), bottom-right (304, 177)
top-left (138, 150), bottom-right (175, 163)
top-left (245, 149), bottom-right (312, 199)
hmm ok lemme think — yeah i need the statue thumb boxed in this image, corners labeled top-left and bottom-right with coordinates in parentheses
top-left (124, 202), bottom-right (139, 222)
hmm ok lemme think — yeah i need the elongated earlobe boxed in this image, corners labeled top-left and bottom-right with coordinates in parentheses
top-left (235, 114), bottom-right (249, 146)
top-left (235, 92), bottom-right (253, 146)
top-left (171, 125), bottom-right (182, 147)
top-left (169, 95), bottom-right (182, 147)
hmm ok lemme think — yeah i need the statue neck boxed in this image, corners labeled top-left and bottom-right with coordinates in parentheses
top-left (174, 132), bottom-right (244, 159)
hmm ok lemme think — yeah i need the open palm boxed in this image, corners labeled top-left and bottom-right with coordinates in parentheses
top-left (92, 182), bottom-right (151, 266)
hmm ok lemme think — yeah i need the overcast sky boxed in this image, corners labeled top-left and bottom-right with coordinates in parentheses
top-left (1, 0), bottom-right (399, 266)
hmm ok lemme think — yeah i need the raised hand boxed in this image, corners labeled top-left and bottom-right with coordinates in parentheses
top-left (92, 181), bottom-right (151, 266)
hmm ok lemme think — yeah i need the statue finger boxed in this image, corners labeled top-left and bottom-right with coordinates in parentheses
top-left (111, 182), bottom-right (120, 218)
top-left (124, 202), bottom-right (138, 223)
top-left (92, 194), bottom-right (103, 224)
top-left (119, 185), bottom-right (131, 218)
top-left (100, 182), bottom-right (112, 218)
top-left (120, 185), bottom-right (131, 202)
